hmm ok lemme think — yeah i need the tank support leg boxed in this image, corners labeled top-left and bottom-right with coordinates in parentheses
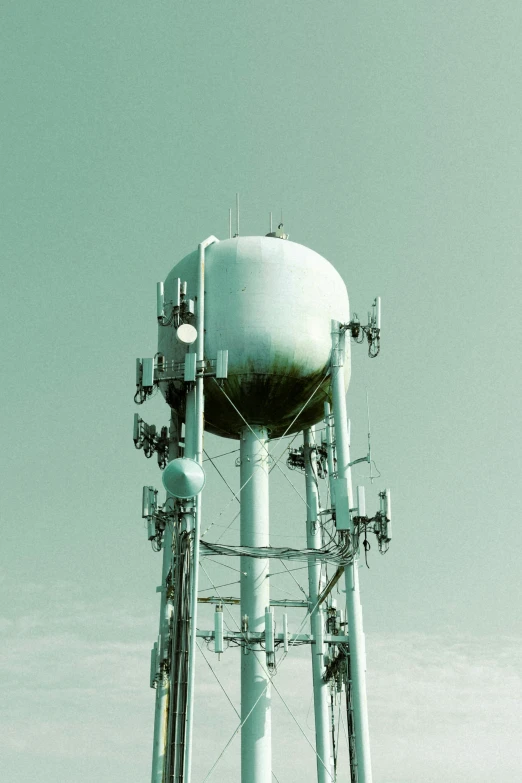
top-left (151, 412), bottom-right (181, 783)
top-left (240, 425), bottom-right (272, 783)
top-left (150, 522), bottom-right (173, 783)
top-left (304, 427), bottom-right (334, 783)
top-left (183, 236), bottom-right (217, 782)
top-left (330, 321), bottom-right (373, 783)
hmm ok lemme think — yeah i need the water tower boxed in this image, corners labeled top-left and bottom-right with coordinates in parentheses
top-left (133, 223), bottom-right (391, 783)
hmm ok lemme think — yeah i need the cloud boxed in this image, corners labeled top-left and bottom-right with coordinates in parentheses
top-left (1, 579), bottom-right (521, 782)
top-left (367, 632), bottom-right (522, 783)
top-left (0, 579), bottom-right (155, 781)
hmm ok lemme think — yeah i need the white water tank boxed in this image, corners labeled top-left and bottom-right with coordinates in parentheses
top-left (158, 236), bottom-right (350, 439)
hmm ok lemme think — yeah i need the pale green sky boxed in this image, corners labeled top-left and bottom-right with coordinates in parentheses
top-left (2, 2), bottom-right (521, 781)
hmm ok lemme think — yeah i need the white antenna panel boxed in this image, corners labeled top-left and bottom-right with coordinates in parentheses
top-left (385, 488), bottom-right (391, 521)
top-left (214, 607), bottom-right (224, 654)
top-left (157, 282), bottom-right (164, 320)
top-left (357, 485), bottom-right (366, 517)
top-left (142, 358), bottom-right (154, 388)
top-left (142, 486), bottom-right (156, 518)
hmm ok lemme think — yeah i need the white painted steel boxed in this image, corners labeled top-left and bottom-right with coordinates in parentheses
top-left (151, 235), bottom-right (378, 783)
top-left (385, 489), bottom-right (391, 522)
top-left (162, 457), bottom-right (205, 498)
top-left (176, 323), bottom-right (198, 344)
top-left (150, 642), bottom-right (158, 688)
top-left (142, 358), bottom-right (154, 388)
top-left (330, 321), bottom-right (373, 783)
top-left (142, 486), bottom-right (155, 519)
top-left (282, 613), bottom-right (289, 652)
top-left (184, 387), bottom-right (197, 457)
top-left (332, 478), bottom-right (351, 530)
top-left (150, 415), bottom-right (183, 783)
top-left (357, 486), bottom-right (366, 518)
top-left (323, 403), bottom-right (336, 496)
top-left (216, 349), bottom-right (229, 379)
top-left (194, 629), bottom-right (350, 644)
top-left (304, 428), bottom-right (333, 783)
top-left (264, 608), bottom-right (274, 654)
top-left (150, 522), bottom-right (173, 783)
top-left (173, 277), bottom-right (181, 308)
top-left (214, 607), bottom-right (224, 654)
top-left (147, 517), bottom-right (156, 541)
top-left (195, 237), bottom-right (218, 462)
top-left (184, 236), bottom-right (218, 783)
top-left (240, 425), bottom-right (271, 783)
top-left (157, 282), bottom-right (164, 320)
top-left (158, 236), bottom-right (350, 438)
top-left (383, 489), bottom-right (392, 541)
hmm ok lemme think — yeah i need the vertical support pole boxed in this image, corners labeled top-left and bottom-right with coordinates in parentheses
top-left (330, 321), bottom-right (373, 783)
top-left (184, 239), bottom-right (209, 779)
top-left (184, 236), bottom-right (218, 783)
top-left (184, 388), bottom-right (197, 461)
top-left (323, 402), bottom-right (336, 489)
top-left (240, 425), bottom-right (272, 783)
top-left (151, 412), bottom-right (179, 783)
top-left (150, 522), bottom-right (173, 783)
top-left (304, 427), bottom-right (334, 783)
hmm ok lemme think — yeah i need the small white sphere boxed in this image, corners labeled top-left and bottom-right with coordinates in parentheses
top-left (176, 323), bottom-right (198, 345)
top-left (162, 458), bottom-right (206, 498)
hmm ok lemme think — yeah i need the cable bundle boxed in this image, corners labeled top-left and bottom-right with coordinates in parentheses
top-left (199, 537), bottom-right (353, 566)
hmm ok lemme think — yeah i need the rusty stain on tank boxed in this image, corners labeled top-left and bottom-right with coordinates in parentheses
top-left (163, 357), bottom-right (332, 440)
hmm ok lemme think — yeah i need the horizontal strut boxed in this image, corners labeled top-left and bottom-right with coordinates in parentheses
top-left (196, 630), bottom-right (349, 645)
top-left (198, 596), bottom-right (308, 608)
top-left (317, 566), bottom-right (345, 605)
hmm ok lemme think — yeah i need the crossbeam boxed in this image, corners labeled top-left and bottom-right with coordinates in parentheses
top-left (198, 596), bottom-right (308, 608)
top-left (196, 629), bottom-right (349, 645)
top-left (317, 566), bottom-right (344, 605)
